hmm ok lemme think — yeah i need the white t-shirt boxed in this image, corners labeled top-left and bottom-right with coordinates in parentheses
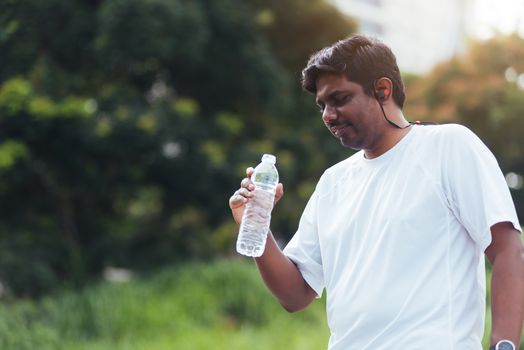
top-left (283, 124), bottom-right (521, 350)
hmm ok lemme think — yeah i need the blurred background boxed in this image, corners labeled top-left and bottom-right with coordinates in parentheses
top-left (0, 0), bottom-right (523, 348)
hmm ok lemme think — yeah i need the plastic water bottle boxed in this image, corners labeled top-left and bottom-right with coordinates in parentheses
top-left (237, 154), bottom-right (279, 257)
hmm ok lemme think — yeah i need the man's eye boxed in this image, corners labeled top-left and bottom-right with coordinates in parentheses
top-left (334, 95), bottom-right (349, 106)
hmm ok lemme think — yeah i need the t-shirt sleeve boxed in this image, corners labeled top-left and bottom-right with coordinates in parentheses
top-left (283, 190), bottom-right (325, 297)
top-left (443, 125), bottom-right (521, 251)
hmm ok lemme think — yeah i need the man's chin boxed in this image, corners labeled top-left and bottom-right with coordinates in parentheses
top-left (340, 138), bottom-right (362, 151)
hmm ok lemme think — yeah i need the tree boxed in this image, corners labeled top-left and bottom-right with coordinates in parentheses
top-left (0, 0), bottom-right (356, 296)
top-left (404, 34), bottom-right (524, 220)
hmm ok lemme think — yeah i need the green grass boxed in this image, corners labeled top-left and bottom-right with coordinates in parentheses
top-left (0, 259), bottom-right (329, 349)
top-left (0, 259), bottom-right (522, 349)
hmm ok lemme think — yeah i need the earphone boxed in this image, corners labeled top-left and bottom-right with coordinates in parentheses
top-left (375, 88), bottom-right (390, 100)
top-left (373, 83), bottom-right (411, 129)
top-left (374, 81), bottom-right (435, 128)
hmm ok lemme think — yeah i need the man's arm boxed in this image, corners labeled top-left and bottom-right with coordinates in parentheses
top-left (254, 231), bottom-right (317, 312)
top-left (229, 168), bottom-right (317, 313)
top-left (485, 221), bottom-right (524, 347)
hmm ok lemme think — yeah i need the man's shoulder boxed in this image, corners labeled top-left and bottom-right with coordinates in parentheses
top-left (412, 123), bottom-right (493, 172)
top-left (415, 122), bottom-right (472, 138)
top-left (413, 123), bottom-right (479, 148)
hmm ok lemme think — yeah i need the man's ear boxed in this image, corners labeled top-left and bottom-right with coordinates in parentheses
top-left (373, 77), bottom-right (393, 102)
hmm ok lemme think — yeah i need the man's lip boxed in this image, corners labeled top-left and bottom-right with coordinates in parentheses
top-left (330, 123), bottom-right (351, 136)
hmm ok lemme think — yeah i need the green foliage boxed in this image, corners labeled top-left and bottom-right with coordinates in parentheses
top-left (96, 0), bottom-right (208, 67)
top-left (0, 140), bottom-right (28, 170)
top-left (0, 260), bottom-right (330, 350)
top-left (0, 0), bottom-right (357, 296)
top-left (0, 78), bottom-right (32, 115)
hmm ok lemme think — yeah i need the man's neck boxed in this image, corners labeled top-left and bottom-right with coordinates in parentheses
top-left (364, 121), bottom-right (412, 159)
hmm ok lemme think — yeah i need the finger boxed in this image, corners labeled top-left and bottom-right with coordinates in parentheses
top-left (245, 167), bottom-right (254, 177)
top-left (229, 192), bottom-right (248, 209)
top-left (275, 183), bottom-right (284, 196)
top-left (241, 187), bottom-right (254, 197)
top-left (233, 187), bottom-right (254, 200)
top-left (241, 177), bottom-right (255, 190)
top-left (230, 187), bottom-right (253, 204)
top-left (274, 183), bottom-right (284, 204)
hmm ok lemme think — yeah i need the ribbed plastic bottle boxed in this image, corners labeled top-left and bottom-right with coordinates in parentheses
top-left (236, 154), bottom-right (279, 257)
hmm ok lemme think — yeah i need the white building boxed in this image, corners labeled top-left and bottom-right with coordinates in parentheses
top-left (330, 0), bottom-right (475, 74)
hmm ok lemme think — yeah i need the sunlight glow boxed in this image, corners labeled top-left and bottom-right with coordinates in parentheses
top-left (472, 0), bottom-right (524, 39)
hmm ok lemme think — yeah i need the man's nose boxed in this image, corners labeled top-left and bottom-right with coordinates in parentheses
top-left (322, 104), bottom-right (337, 123)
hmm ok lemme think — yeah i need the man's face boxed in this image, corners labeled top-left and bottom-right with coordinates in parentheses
top-left (315, 72), bottom-right (383, 151)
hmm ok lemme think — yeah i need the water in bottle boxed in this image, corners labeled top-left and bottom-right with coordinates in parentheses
top-left (237, 154), bottom-right (279, 257)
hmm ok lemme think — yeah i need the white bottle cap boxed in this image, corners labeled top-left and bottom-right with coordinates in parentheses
top-left (261, 154), bottom-right (276, 164)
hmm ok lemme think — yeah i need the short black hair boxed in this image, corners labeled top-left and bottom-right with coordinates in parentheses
top-left (301, 35), bottom-right (406, 109)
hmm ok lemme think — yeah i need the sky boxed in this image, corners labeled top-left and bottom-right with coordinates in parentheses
top-left (471, 0), bottom-right (524, 39)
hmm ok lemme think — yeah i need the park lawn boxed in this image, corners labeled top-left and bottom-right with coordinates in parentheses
top-left (0, 260), bottom-right (329, 350)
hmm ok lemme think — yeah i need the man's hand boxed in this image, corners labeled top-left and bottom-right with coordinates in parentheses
top-left (228, 167), bottom-right (314, 312)
top-left (228, 167), bottom-right (284, 226)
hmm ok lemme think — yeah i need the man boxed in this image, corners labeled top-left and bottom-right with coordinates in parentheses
top-left (229, 35), bottom-right (524, 349)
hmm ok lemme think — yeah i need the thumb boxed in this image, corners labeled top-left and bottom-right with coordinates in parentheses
top-left (274, 183), bottom-right (284, 204)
